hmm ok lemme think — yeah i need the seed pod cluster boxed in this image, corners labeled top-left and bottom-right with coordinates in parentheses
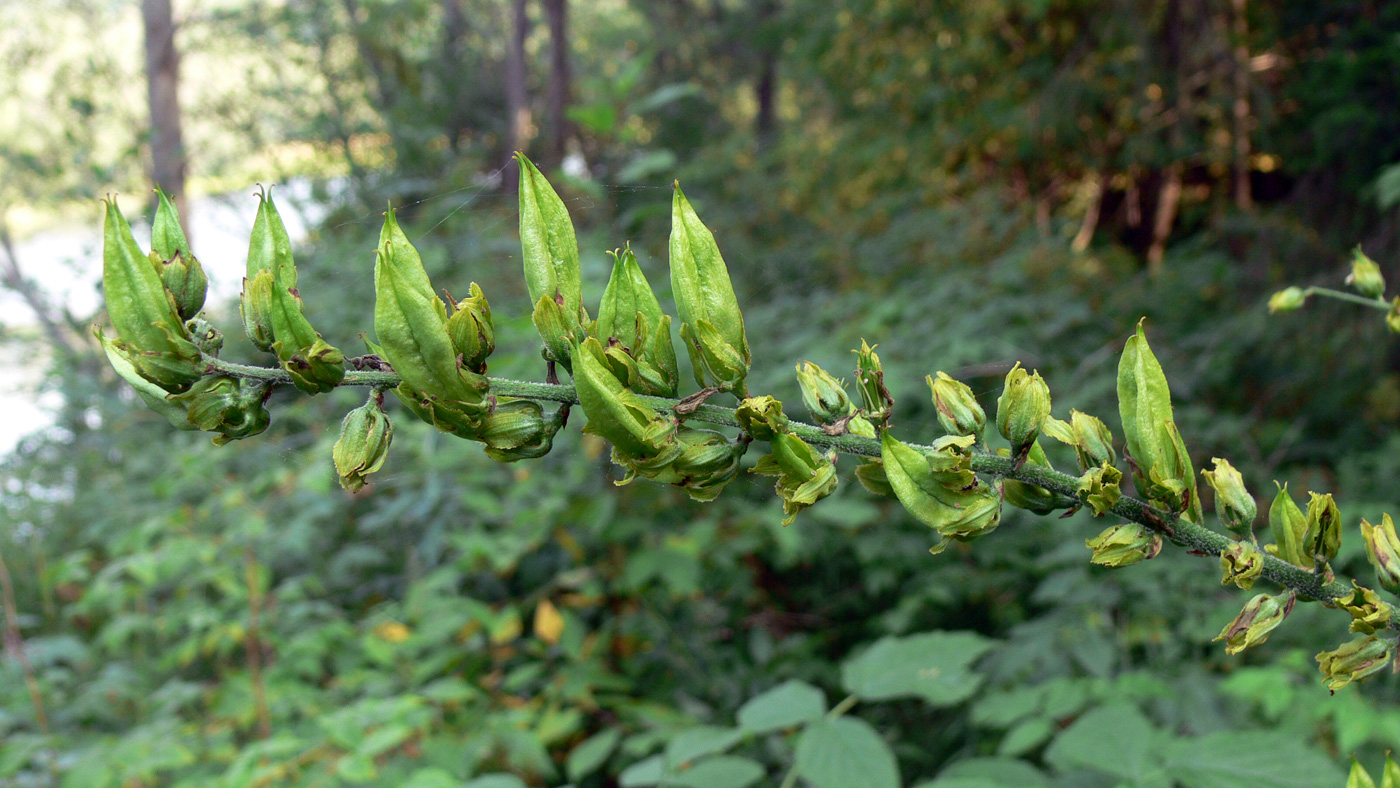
top-left (97, 161), bottom-right (1400, 692)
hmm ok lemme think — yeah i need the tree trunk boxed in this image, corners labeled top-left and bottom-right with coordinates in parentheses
top-left (142, 0), bottom-right (188, 224)
top-left (1231, 0), bottom-right (1253, 209)
top-left (504, 0), bottom-right (532, 193)
top-left (542, 0), bottom-right (571, 169)
top-left (753, 0), bottom-right (777, 149)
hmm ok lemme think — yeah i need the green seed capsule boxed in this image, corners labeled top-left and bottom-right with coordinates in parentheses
top-left (1267, 287), bottom-right (1308, 313)
top-left (168, 375), bottom-right (271, 446)
top-left (149, 189), bottom-right (207, 321)
top-left (1338, 583), bottom-right (1392, 634)
top-left (670, 183), bottom-right (750, 394)
top-left (597, 246), bottom-right (678, 396)
top-left (1216, 592), bottom-right (1293, 655)
top-left (880, 430), bottom-right (1001, 552)
top-left (1219, 541), bottom-right (1264, 590)
top-left (1316, 635), bottom-right (1392, 692)
top-left (1360, 514), bottom-right (1400, 594)
top-left (374, 208), bottom-right (488, 411)
top-left (929, 371), bottom-right (985, 438)
top-left (445, 282), bottom-right (495, 374)
top-left (796, 361), bottom-right (855, 425)
top-left (95, 326), bottom-right (196, 429)
top-left (1085, 523), bottom-right (1161, 567)
top-left (1266, 483), bottom-right (1309, 568)
top-left (1117, 319), bottom-right (1200, 522)
top-left (1076, 462), bottom-right (1123, 517)
top-left (333, 394), bottom-right (393, 492)
top-left (995, 362), bottom-right (1050, 463)
top-left (101, 198), bottom-right (202, 392)
top-left (517, 153), bottom-right (587, 370)
top-left (1201, 458), bottom-right (1256, 536)
top-left (1304, 491), bottom-right (1341, 564)
top-left (1346, 247), bottom-right (1386, 299)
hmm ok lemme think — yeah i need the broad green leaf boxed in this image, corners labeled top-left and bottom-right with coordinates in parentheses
top-left (737, 680), bottom-right (827, 734)
top-left (1044, 703), bottom-right (1160, 782)
top-left (665, 726), bottom-right (743, 767)
top-left (401, 768), bottom-right (462, 788)
top-left (794, 717), bottom-right (899, 788)
top-left (1162, 731), bottom-right (1344, 788)
top-left (969, 686), bottom-right (1043, 728)
top-left (463, 775), bottom-right (528, 788)
top-left (841, 630), bottom-right (996, 705)
top-left (671, 756), bottom-right (766, 788)
top-left (619, 754), bottom-right (666, 787)
top-left (935, 757), bottom-right (1049, 787)
top-left (996, 717), bottom-right (1053, 757)
top-left (567, 728), bottom-right (621, 782)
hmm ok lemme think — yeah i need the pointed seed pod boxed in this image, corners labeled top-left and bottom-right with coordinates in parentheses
top-left (1347, 760), bottom-right (1377, 788)
top-left (1201, 458), bottom-right (1257, 536)
top-left (149, 189), bottom-right (207, 321)
top-left (796, 361), bottom-right (855, 425)
top-left (445, 282), bottom-right (495, 374)
top-left (928, 372), bottom-right (985, 438)
top-left (333, 394), bottom-right (393, 492)
top-left (517, 153), bottom-right (585, 336)
top-left (1304, 491), bottom-right (1341, 563)
top-left (596, 246), bottom-right (678, 396)
top-left (1360, 514), bottom-right (1400, 594)
top-left (1346, 247), bottom-right (1386, 299)
top-left (1316, 636), bottom-right (1392, 693)
top-left (1219, 541), bottom-right (1264, 590)
top-left (1215, 592), bottom-right (1294, 655)
top-left (479, 399), bottom-right (557, 462)
top-left (1085, 523), bottom-right (1162, 567)
top-left (1117, 318), bottom-right (1201, 522)
top-left (101, 198), bottom-right (203, 392)
top-left (995, 362), bottom-right (1050, 463)
top-left (854, 340), bottom-right (892, 423)
top-left (1266, 483), bottom-right (1310, 568)
top-left (95, 326), bottom-right (196, 429)
top-left (670, 182), bottom-right (750, 393)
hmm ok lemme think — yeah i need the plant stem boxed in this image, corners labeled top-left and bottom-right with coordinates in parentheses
top-left (1305, 286), bottom-right (1390, 311)
top-left (202, 353), bottom-right (1356, 609)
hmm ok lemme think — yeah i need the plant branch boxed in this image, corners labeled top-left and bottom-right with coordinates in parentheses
top-left (201, 353), bottom-right (1355, 608)
top-left (1305, 286), bottom-right (1390, 311)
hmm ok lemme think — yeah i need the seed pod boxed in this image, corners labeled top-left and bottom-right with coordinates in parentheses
top-left (796, 361), bottom-right (855, 425)
top-left (1316, 636), bottom-right (1392, 693)
top-left (1216, 592), bottom-right (1294, 655)
top-left (1045, 410), bottom-right (1117, 472)
top-left (853, 340), bottom-right (893, 423)
top-left (670, 183), bottom-right (751, 394)
top-left (1304, 491), bottom-right (1341, 564)
top-left (1076, 462), bottom-right (1123, 517)
top-left (752, 433), bottom-right (838, 524)
top-left (928, 371), bottom-right (985, 438)
top-left (1346, 247), bottom-right (1386, 299)
top-left (596, 246), bottom-right (678, 396)
top-left (1219, 541), bottom-right (1264, 590)
top-left (101, 198), bottom-right (203, 392)
top-left (1267, 287), bottom-right (1308, 313)
top-left (1117, 319), bottom-right (1201, 522)
top-left (573, 337), bottom-right (679, 464)
top-left (478, 399), bottom-right (557, 462)
top-left (1000, 442), bottom-right (1063, 515)
top-left (734, 395), bottom-right (789, 440)
top-left (1266, 483), bottom-right (1309, 568)
top-left (1347, 760), bottom-right (1377, 788)
top-left (1338, 583), bottom-right (1392, 634)
top-left (1360, 514), bottom-right (1400, 594)
top-left (995, 362), bottom-right (1050, 464)
top-left (1085, 523), bottom-right (1162, 567)
top-left (445, 282), bottom-right (495, 374)
top-left (517, 153), bottom-right (587, 370)
top-left (169, 375), bottom-right (271, 445)
top-left (666, 427), bottom-right (747, 501)
top-left (1388, 298), bottom-right (1400, 334)
top-left (1201, 458), bottom-right (1257, 536)
top-left (243, 192), bottom-right (344, 394)
top-left (374, 208), bottom-right (488, 418)
top-left (95, 326), bottom-right (196, 429)
top-left (333, 394), bottom-right (393, 492)
top-left (149, 190), bottom-right (208, 321)
top-left (880, 430), bottom-right (1001, 552)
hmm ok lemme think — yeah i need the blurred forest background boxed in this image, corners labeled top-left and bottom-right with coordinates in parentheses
top-left (3, 0), bottom-right (1400, 786)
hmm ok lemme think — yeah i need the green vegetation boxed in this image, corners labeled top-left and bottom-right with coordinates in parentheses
top-left (5, 2), bottom-right (1400, 787)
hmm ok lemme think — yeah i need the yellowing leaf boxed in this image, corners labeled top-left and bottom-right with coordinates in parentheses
top-left (534, 599), bottom-right (565, 645)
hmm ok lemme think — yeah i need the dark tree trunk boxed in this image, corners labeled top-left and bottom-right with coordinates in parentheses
top-left (142, 0), bottom-right (187, 224)
top-left (753, 0), bottom-right (777, 149)
top-left (504, 0), bottom-right (531, 193)
top-left (542, 0), bottom-right (571, 169)
top-left (1231, 0), bottom-right (1253, 209)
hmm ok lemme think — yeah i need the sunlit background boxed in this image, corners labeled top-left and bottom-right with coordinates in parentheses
top-left (2, 1), bottom-right (1399, 785)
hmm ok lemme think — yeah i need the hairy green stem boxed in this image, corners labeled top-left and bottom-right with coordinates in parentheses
top-left (202, 353), bottom-right (1356, 608)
